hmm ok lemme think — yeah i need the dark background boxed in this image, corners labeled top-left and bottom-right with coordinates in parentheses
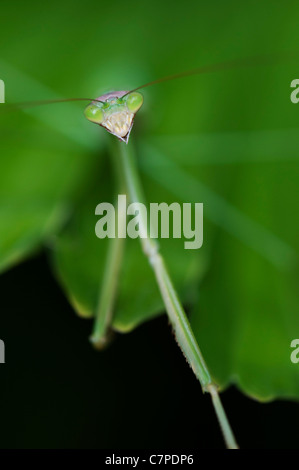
top-left (0, 252), bottom-right (298, 450)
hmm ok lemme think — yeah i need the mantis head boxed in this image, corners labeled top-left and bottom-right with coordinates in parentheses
top-left (84, 91), bottom-right (143, 143)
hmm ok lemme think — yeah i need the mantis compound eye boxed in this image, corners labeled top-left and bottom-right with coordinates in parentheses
top-left (84, 103), bottom-right (104, 124)
top-left (84, 91), bottom-right (143, 143)
top-left (124, 92), bottom-right (143, 113)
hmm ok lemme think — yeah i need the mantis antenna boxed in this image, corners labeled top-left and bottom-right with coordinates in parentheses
top-left (1, 97), bottom-right (105, 111)
top-left (1, 50), bottom-right (295, 110)
top-left (123, 50), bottom-right (297, 95)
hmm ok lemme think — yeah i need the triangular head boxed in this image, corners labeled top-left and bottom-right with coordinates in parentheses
top-left (84, 91), bottom-right (143, 144)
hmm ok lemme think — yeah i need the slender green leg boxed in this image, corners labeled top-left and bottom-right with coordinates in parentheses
top-left (90, 141), bottom-right (127, 349)
top-left (114, 139), bottom-right (238, 450)
top-left (90, 222), bottom-right (125, 349)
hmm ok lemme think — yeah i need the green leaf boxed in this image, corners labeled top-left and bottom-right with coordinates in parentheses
top-left (51, 158), bottom-right (207, 330)
top-left (190, 160), bottom-right (299, 401)
top-left (0, 113), bottom-right (100, 273)
top-left (141, 138), bottom-right (299, 401)
top-left (1, 0), bottom-right (299, 406)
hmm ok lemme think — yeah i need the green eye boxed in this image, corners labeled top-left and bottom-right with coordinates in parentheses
top-left (84, 104), bottom-right (104, 124)
top-left (124, 92), bottom-right (143, 113)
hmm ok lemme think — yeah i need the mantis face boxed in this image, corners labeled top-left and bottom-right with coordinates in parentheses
top-left (84, 91), bottom-right (143, 143)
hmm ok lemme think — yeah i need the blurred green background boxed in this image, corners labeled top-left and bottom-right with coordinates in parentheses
top-left (0, 0), bottom-right (299, 448)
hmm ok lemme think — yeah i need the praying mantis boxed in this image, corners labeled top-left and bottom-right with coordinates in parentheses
top-left (2, 52), bottom-right (294, 449)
